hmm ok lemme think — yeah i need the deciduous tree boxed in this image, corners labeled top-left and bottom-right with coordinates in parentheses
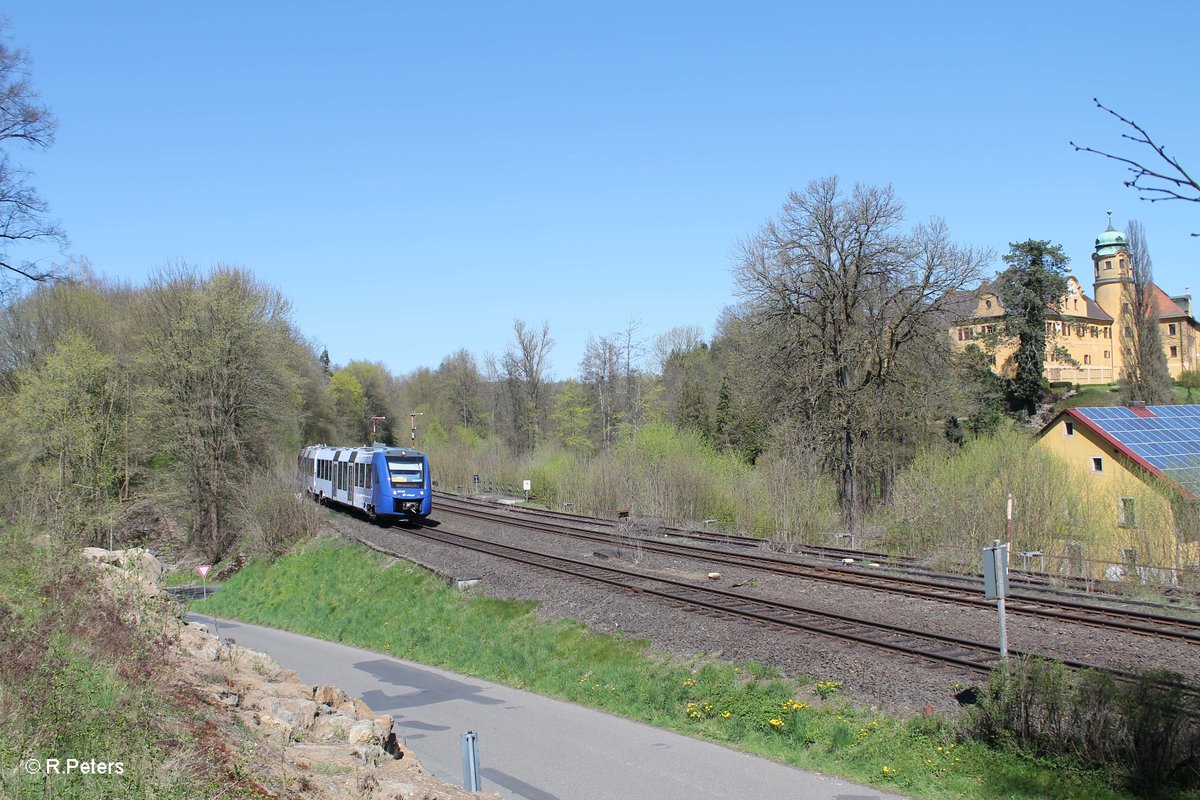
top-left (503, 319), bottom-right (553, 452)
top-left (139, 266), bottom-right (301, 559)
top-left (0, 22), bottom-right (65, 298)
top-left (1119, 220), bottom-right (1174, 404)
top-left (735, 177), bottom-right (988, 522)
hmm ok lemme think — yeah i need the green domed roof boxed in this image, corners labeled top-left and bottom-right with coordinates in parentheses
top-left (1095, 211), bottom-right (1126, 256)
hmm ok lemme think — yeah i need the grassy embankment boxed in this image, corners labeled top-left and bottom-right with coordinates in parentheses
top-left (0, 528), bottom-right (220, 799)
top-left (196, 535), bottom-right (1145, 800)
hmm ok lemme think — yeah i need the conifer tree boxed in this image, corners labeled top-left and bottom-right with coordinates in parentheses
top-left (997, 240), bottom-right (1070, 416)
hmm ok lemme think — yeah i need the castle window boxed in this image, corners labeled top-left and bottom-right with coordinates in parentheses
top-left (1123, 302), bottom-right (1131, 314)
top-left (1169, 323), bottom-right (1178, 335)
top-left (1091, 457), bottom-right (1104, 473)
top-left (1118, 497), bottom-right (1137, 529)
top-left (1124, 326), bottom-right (1132, 338)
top-left (1119, 258), bottom-right (1125, 270)
top-left (1104, 350), bottom-right (1110, 359)
top-left (1083, 355), bottom-right (1091, 365)
top-left (1171, 346), bottom-right (1179, 358)
top-left (985, 299), bottom-right (992, 309)
top-left (1064, 421), bottom-right (1075, 436)
top-left (1105, 260), bottom-right (1113, 270)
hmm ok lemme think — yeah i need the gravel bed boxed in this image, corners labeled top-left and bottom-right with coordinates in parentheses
top-left (326, 504), bottom-right (1199, 717)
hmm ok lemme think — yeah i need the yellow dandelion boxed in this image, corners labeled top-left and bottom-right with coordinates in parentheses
top-left (721, 711), bottom-right (731, 718)
top-left (769, 718), bottom-right (783, 727)
top-left (882, 765), bottom-right (890, 773)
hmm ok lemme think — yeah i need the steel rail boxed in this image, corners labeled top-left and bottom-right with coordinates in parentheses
top-left (363, 520), bottom-right (1170, 681)
top-left (435, 495), bottom-right (1200, 645)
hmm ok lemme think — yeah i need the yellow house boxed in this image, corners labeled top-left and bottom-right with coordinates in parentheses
top-left (951, 215), bottom-right (1199, 385)
top-left (1035, 404), bottom-right (1200, 583)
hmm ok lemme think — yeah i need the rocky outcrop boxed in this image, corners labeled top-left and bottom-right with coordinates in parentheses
top-left (82, 546), bottom-right (165, 597)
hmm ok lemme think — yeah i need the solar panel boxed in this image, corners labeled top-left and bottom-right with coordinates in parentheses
top-left (1074, 405), bottom-right (1200, 496)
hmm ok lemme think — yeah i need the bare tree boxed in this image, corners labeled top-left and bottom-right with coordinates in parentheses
top-left (437, 348), bottom-right (485, 432)
top-left (652, 324), bottom-right (705, 374)
top-left (1071, 100), bottom-right (1200, 227)
top-left (0, 21), bottom-right (66, 297)
top-left (502, 319), bottom-right (553, 452)
top-left (581, 334), bottom-right (621, 451)
top-left (735, 177), bottom-right (990, 524)
top-left (1119, 219), bottom-right (1175, 404)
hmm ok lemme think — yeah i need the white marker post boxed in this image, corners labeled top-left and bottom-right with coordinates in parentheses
top-left (522, 479), bottom-right (531, 503)
top-left (982, 540), bottom-right (1009, 660)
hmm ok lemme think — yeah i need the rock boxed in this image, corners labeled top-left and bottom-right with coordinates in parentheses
top-left (351, 744), bottom-right (386, 766)
top-left (347, 719), bottom-right (377, 745)
top-left (313, 684), bottom-right (348, 706)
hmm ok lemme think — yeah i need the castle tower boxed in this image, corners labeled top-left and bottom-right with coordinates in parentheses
top-left (1092, 210), bottom-right (1131, 316)
top-left (1092, 211), bottom-right (1132, 375)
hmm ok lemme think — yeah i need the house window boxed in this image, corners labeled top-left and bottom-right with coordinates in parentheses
top-left (1171, 346), bottom-right (1179, 358)
top-left (1091, 456), bottom-right (1104, 473)
top-left (1083, 355), bottom-right (1091, 365)
top-left (1169, 323), bottom-right (1178, 335)
top-left (1064, 421), bottom-right (1075, 436)
top-left (1120, 546), bottom-right (1137, 566)
top-left (1118, 497), bottom-right (1137, 528)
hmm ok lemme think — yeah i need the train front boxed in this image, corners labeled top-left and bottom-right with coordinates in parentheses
top-left (382, 448), bottom-right (431, 519)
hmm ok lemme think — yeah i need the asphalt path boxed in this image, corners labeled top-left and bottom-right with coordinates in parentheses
top-left (188, 615), bottom-right (912, 800)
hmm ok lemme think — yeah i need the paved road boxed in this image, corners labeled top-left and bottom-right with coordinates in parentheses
top-left (190, 616), bottom-right (911, 800)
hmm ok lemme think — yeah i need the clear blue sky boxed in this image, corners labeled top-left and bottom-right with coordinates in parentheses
top-left (6, 1), bottom-right (1198, 378)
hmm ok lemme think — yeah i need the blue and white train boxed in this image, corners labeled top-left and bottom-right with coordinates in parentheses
top-left (300, 444), bottom-right (432, 521)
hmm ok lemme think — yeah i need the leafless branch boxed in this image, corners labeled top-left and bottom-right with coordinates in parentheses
top-left (1071, 99), bottom-right (1200, 225)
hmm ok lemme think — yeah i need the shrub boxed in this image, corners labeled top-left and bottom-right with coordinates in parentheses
top-left (962, 657), bottom-right (1200, 796)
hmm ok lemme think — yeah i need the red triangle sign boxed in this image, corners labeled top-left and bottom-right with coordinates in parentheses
top-left (196, 564), bottom-right (212, 578)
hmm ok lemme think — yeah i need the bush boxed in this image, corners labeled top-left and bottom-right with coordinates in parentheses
top-left (962, 657), bottom-right (1200, 796)
top-left (235, 459), bottom-right (322, 556)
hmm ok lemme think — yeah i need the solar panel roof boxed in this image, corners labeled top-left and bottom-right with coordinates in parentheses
top-left (1073, 405), bottom-right (1200, 497)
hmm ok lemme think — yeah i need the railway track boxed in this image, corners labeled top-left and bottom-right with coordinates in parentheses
top-left (461, 494), bottom-right (1200, 604)
top-left (348, 519), bottom-right (1166, 681)
top-left (435, 494), bottom-right (1200, 646)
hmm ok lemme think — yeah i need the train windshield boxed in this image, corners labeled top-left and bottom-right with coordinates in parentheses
top-left (386, 456), bottom-right (425, 487)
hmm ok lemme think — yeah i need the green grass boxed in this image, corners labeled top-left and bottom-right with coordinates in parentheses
top-left (1055, 382), bottom-right (1199, 410)
top-left (195, 536), bottom-right (1142, 800)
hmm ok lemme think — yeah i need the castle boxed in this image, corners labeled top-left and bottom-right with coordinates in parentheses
top-left (951, 215), bottom-right (1198, 385)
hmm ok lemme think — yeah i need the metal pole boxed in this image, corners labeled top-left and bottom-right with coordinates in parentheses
top-left (460, 731), bottom-right (480, 791)
top-left (994, 539), bottom-right (1008, 661)
top-left (997, 596), bottom-right (1008, 660)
